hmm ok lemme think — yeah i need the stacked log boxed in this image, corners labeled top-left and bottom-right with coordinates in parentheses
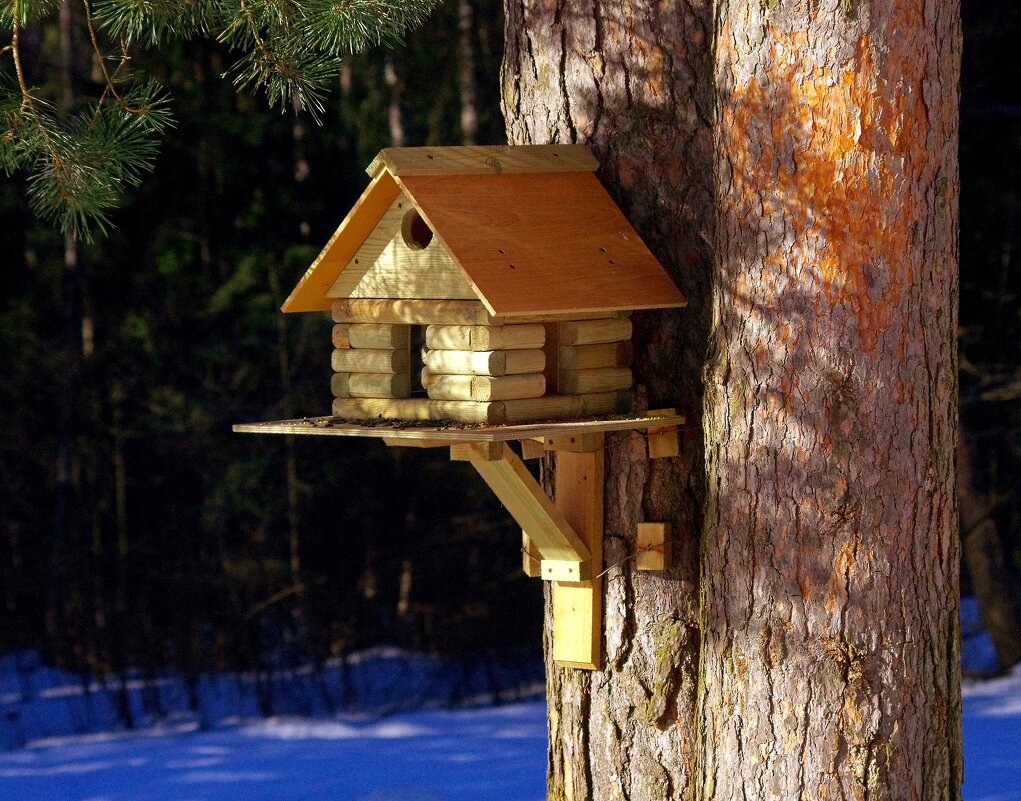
top-left (327, 300), bottom-right (634, 423)
top-left (553, 318), bottom-right (634, 397)
top-left (330, 323), bottom-right (411, 402)
top-left (422, 323), bottom-right (548, 408)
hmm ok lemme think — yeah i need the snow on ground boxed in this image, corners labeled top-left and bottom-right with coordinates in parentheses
top-left (963, 665), bottom-right (1021, 801)
top-left (0, 702), bottom-right (547, 801)
top-left (2, 596), bottom-right (1019, 801)
top-left (0, 679), bottom-right (1018, 801)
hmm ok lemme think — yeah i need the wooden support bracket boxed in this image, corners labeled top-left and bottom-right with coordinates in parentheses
top-left (452, 442), bottom-right (591, 573)
top-left (551, 446), bottom-right (604, 670)
top-left (236, 411), bottom-right (689, 674)
top-left (453, 439), bottom-right (604, 670)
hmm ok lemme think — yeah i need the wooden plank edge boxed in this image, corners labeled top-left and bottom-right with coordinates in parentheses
top-left (367, 145), bottom-right (599, 178)
top-left (282, 170), bottom-right (401, 313)
top-left (231, 412), bottom-right (686, 440)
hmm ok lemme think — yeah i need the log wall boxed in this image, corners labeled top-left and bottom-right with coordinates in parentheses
top-left (327, 313), bottom-right (635, 422)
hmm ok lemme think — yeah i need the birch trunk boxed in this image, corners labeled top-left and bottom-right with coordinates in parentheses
top-left (502, 3), bottom-right (714, 798)
top-left (700, 1), bottom-right (962, 799)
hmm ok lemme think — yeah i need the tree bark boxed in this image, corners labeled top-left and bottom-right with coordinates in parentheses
top-left (959, 436), bottom-right (1021, 671)
top-left (700, 1), bottom-right (962, 800)
top-left (458, 0), bottom-right (478, 145)
top-left (505, 0), bottom-right (962, 798)
top-left (502, 3), bottom-right (714, 798)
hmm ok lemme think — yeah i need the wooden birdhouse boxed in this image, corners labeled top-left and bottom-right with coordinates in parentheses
top-left (280, 144), bottom-right (686, 424)
top-left (237, 145), bottom-right (686, 671)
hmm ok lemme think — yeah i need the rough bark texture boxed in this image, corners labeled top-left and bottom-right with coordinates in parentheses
top-left (502, 2), bottom-right (714, 798)
top-left (700, 1), bottom-right (962, 799)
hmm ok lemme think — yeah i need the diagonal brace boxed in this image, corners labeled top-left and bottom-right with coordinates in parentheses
top-left (451, 442), bottom-right (591, 581)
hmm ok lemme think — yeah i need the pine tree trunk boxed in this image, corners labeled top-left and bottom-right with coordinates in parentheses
top-left (458, 0), bottom-right (478, 145)
top-left (502, 3), bottom-right (714, 797)
top-left (699, 1), bottom-right (962, 799)
top-left (959, 437), bottom-right (1021, 671)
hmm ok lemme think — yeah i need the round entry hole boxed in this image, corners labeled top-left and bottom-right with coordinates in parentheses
top-left (401, 209), bottom-right (434, 250)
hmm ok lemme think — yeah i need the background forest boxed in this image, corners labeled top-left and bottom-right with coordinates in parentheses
top-left (1, 0), bottom-right (1019, 688)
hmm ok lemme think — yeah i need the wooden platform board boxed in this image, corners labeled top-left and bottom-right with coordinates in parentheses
top-left (232, 412), bottom-right (684, 444)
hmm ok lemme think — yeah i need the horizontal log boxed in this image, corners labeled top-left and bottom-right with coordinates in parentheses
top-left (558, 341), bottom-right (633, 370)
top-left (332, 348), bottom-right (409, 373)
top-left (332, 299), bottom-right (492, 325)
top-left (558, 318), bottom-right (633, 346)
top-left (501, 391), bottom-right (630, 423)
top-left (332, 392), bottom-right (630, 424)
top-left (426, 372), bottom-right (546, 402)
top-left (332, 324), bottom-right (351, 349)
top-left (348, 323), bottom-right (410, 350)
top-left (426, 323), bottom-right (545, 351)
top-left (332, 299), bottom-right (631, 327)
top-left (332, 397), bottom-right (502, 424)
top-left (495, 310), bottom-right (630, 325)
top-left (331, 372), bottom-right (411, 399)
top-left (423, 348), bottom-right (545, 377)
top-left (558, 367), bottom-right (634, 395)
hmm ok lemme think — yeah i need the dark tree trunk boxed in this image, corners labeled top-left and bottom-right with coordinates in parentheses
top-left (502, 2), bottom-right (715, 797)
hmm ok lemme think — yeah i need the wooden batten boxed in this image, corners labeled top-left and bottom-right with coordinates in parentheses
top-left (423, 348), bottom-right (545, 377)
top-left (457, 442), bottom-right (590, 567)
top-left (425, 373), bottom-right (546, 402)
top-left (637, 522), bottom-right (672, 571)
top-left (425, 323), bottom-right (545, 351)
top-left (332, 299), bottom-right (493, 326)
top-left (332, 324), bottom-right (351, 349)
top-left (558, 318), bottom-right (633, 346)
top-left (331, 348), bottom-right (410, 374)
top-left (522, 532), bottom-right (542, 578)
top-left (331, 372), bottom-right (411, 399)
top-left (559, 341), bottom-right (633, 370)
top-left (347, 323), bottom-right (410, 350)
top-left (558, 367), bottom-right (634, 395)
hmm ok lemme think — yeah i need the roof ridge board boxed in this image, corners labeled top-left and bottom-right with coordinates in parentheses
top-left (366, 144), bottom-right (599, 179)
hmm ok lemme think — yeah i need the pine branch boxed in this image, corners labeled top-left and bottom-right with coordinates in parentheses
top-left (2, 0), bottom-right (440, 237)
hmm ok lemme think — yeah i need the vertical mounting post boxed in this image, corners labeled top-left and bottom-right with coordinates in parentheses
top-left (551, 438), bottom-right (604, 670)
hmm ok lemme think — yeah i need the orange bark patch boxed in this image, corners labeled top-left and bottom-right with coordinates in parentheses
top-left (723, 18), bottom-right (930, 352)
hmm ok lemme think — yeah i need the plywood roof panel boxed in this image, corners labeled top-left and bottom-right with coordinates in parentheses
top-left (398, 172), bottom-right (687, 317)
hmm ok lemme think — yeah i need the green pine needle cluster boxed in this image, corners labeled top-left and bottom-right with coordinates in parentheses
top-left (1, 83), bottom-right (172, 240)
top-left (1, 0), bottom-right (438, 239)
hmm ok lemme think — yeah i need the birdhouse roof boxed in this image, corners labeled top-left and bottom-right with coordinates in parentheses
top-left (281, 145), bottom-right (687, 317)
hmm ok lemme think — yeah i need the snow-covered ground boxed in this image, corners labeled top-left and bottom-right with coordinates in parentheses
top-left (963, 666), bottom-right (1021, 801)
top-left (0, 674), bottom-right (1018, 800)
top-left (1, 594), bottom-right (1018, 801)
top-left (0, 702), bottom-right (547, 801)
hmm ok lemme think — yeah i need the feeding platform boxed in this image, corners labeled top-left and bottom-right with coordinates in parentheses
top-left (234, 412), bottom-right (682, 670)
top-left (237, 144), bottom-right (688, 670)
